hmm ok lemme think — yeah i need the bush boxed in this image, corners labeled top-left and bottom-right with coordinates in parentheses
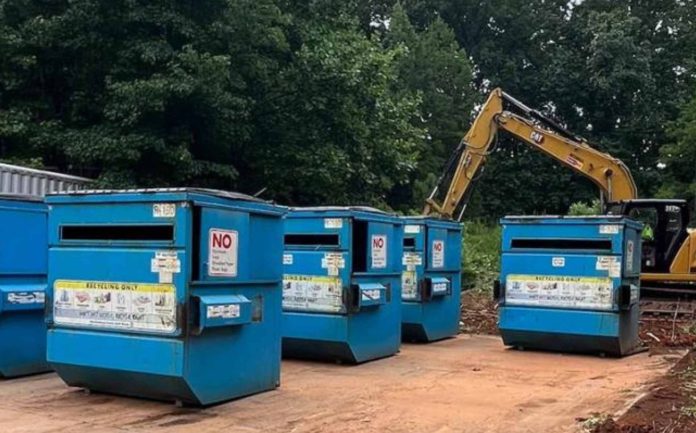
top-left (462, 221), bottom-right (501, 292)
top-left (568, 199), bottom-right (602, 216)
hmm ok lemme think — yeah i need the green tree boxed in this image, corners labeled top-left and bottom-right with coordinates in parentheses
top-left (246, 20), bottom-right (423, 206)
top-left (383, 2), bottom-right (476, 211)
top-left (0, 0), bottom-right (290, 187)
top-left (659, 90), bottom-right (696, 203)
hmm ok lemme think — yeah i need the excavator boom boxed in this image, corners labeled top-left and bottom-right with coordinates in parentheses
top-left (424, 88), bottom-right (638, 220)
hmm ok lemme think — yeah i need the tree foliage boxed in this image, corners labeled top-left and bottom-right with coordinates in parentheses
top-left (0, 0), bottom-right (695, 217)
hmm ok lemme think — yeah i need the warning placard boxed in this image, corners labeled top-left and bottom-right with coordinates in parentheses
top-left (505, 274), bottom-right (614, 310)
top-left (432, 240), bottom-right (445, 268)
top-left (283, 275), bottom-right (343, 313)
top-left (53, 280), bottom-right (176, 333)
top-left (371, 235), bottom-right (387, 269)
top-left (208, 229), bottom-right (238, 277)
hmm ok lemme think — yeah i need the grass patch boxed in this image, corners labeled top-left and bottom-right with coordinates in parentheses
top-left (462, 221), bottom-right (500, 293)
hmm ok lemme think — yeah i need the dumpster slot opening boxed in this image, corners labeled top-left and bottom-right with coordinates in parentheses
top-left (511, 238), bottom-right (612, 250)
top-left (284, 234), bottom-right (339, 246)
top-left (61, 225), bottom-right (174, 241)
top-left (403, 238), bottom-right (416, 248)
top-left (352, 220), bottom-right (368, 272)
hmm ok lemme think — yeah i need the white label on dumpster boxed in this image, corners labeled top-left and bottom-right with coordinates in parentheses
top-left (402, 252), bottom-right (422, 271)
top-left (361, 289), bottom-right (381, 302)
top-left (282, 275), bottom-right (343, 313)
top-left (404, 224), bottom-right (421, 234)
top-left (153, 203), bottom-right (176, 218)
top-left (626, 240), bottom-right (634, 272)
top-left (552, 257), bottom-right (565, 267)
top-left (371, 235), bottom-right (387, 269)
top-left (599, 224), bottom-right (620, 234)
top-left (432, 240), bottom-right (445, 268)
top-left (207, 304), bottom-right (240, 319)
top-left (151, 251), bottom-right (181, 274)
top-left (53, 280), bottom-right (177, 333)
top-left (596, 256), bottom-right (621, 278)
top-left (321, 252), bottom-right (345, 270)
top-left (402, 271), bottom-right (418, 300)
top-left (505, 275), bottom-right (614, 310)
top-left (208, 229), bottom-right (238, 277)
top-left (283, 254), bottom-right (294, 265)
top-left (324, 218), bottom-right (343, 229)
top-left (7, 291), bottom-right (44, 304)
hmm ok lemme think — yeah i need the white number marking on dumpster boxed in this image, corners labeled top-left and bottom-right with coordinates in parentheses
top-left (153, 203), bottom-right (176, 218)
top-left (208, 229), bottom-right (238, 277)
top-left (324, 218), bottom-right (343, 229)
top-left (432, 240), bottom-right (445, 268)
top-left (371, 235), bottom-right (387, 269)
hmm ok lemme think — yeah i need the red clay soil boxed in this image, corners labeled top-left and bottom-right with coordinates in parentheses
top-left (639, 316), bottom-right (696, 351)
top-left (590, 351), bottom-right (696, 433)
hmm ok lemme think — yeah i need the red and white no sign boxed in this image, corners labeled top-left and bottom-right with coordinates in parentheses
top-left (209, 229), bottom-right (238, 277)
top-left (432, 240), bottom-right (445, 268)
top-left (371, 234), bottom-right (387, 268)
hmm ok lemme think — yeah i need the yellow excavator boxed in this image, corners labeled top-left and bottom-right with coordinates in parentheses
top-left (424, 88), bottom-right (696, 295)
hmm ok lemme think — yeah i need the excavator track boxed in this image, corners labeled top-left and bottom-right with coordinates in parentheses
top-left (640, 297), bottom-right (696, 317)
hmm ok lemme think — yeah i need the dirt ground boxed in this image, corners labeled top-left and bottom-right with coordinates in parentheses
top-left (0, 335), bottom-right (683, 433)
top-left (588, 351), bottom-right (696, 433)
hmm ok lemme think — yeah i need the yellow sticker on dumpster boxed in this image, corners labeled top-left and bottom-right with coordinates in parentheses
top-left (505, 274), bottom-right (614, 310)
top-left (53, 280), bottom-right (177, 333)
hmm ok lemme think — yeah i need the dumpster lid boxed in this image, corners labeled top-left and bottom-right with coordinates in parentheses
top-left (0, 193), bottom-right (43, 202)
top-left (48, 187), bottom-right (264, 203)
top-left (290, 205), bottom-right (389, 214)
top-left (502, 214), bottom-right (627, 220)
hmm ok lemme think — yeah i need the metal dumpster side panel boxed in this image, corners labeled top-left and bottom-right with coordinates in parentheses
top-left (497, 216), bottom-right (642, 356)
top-left (0, 198), bottom-right (50, 377)
top-left (47, 329), bottom-right (185, 375)
top-left (401, 217), bottom-right (462, 342)
top-left (46, 190), bottom-right (285, 405)
top-left (185, 207), bottom-right (283, 403)
top-left (281, 208), bottom-right (404, 364)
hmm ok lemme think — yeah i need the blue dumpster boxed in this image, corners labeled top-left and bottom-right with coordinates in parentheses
top-left (45, 188), bottom-right (285, 405)
top-left (0, 194), bottom-right (51, 377)
top-left (496, 216), bottom-right (642, 356)
top-left (400, 217), bottom-right (462, 342)
top-left (282, 207), bottom-right (403, 363)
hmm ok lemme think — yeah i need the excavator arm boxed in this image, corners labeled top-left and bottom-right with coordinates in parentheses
top-left (424, 88), bottom-right (638, 220)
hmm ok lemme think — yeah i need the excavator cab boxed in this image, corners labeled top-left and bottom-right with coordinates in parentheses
top-left (607, 200), bottom-right (690, 274)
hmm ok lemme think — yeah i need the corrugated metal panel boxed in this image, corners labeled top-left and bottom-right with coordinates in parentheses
top-left (0, 163), bottom-right (91, 197)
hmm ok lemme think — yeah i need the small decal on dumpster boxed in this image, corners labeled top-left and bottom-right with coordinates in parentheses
top-left (208, 229), bottom-right (238, 277)
top-left (596, 256), bottom-right (621, 278)
top-left (552, 257), bottom-right (565, 267)
top-left (402, 271), bottom-right (418, 300)
top-left (599, 224), bottom-right (620, 234)
top-left (402, 252), bottom-right (422, 271)
top-left (404, 225), bottom-right (421, 234)
top-left (626, 240), bottom-right (634, 272)
top-left (324, 218), bottom-right (343, 229)
top-left (207, 304), bottom-right (240, 319)
top-left (283, 254), bottom-right (293, 265)
top-left (53, 280), bottom-right (176, 333)
top-left (153, 203), bottom-right (176, 218)
top-left (7, 291), bottom-right (44, 304)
